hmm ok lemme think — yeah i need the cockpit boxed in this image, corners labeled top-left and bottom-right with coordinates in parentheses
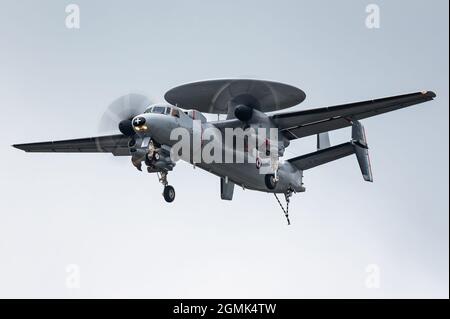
top-left (144, 105), bottom-right (180, 117)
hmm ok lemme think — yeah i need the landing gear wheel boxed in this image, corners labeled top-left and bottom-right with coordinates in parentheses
top-left (163, 185), bottom-right (175, 203)
top-left (265, 174), bottom-right (277, 190)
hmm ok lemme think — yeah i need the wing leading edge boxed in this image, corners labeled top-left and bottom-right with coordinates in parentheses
top-left (272, 91), bottom-right (436, 140)
top-left (12, 134), bottom-right (130, 156)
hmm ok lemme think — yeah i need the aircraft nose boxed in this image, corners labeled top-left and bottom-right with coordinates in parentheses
top-left (132, 115), bottom-right (149, 133)
top-left (132, 116), bottom-right (146, 126)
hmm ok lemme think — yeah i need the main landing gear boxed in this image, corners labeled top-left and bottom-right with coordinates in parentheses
top-left (265, 174), bottom-right (278, 190)
top-left (158, 171), bottom-right (175, 203)
top-left (274, 189), bottom-right (293, 225)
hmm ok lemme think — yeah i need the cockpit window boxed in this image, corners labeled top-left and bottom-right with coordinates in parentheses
top-left (144, 105), bottom-right (179, 117)
top-left (171, 108), bottom-right (180, 118)
top-left (152, 106), bottom-right (166, 114)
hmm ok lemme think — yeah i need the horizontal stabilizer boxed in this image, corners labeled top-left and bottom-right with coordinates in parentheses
top-left (288, 142), bottom-right (355, 171)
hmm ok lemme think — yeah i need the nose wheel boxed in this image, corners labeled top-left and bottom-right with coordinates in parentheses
top-left (163, 185), bottom-right (175, 203)
top-left (158, 171), bottom-right (175, 203)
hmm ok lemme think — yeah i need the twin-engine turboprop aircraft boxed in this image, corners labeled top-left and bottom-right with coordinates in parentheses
top-left (13, 79), bottom-right (436, 224)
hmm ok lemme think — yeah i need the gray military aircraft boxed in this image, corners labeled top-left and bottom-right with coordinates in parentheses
top-left (13, 79), bottom-right (436, 224)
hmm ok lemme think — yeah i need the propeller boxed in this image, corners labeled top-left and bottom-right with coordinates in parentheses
top-left (99, 93), bottom-right (153, 136)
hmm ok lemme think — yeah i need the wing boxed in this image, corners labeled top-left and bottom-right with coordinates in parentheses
top-left (271, 91), bottom-right (436, 140)
top-left (209, 118), bottom-right (242, 130)
top-left (12, 134), bottom-right (130, 156)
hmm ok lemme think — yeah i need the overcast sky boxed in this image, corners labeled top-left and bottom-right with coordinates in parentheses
top-left (0, 0), bottom-right (448, 298)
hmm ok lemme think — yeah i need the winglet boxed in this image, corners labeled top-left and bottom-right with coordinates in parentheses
top-left (422, 91), bottom-right (437, 98)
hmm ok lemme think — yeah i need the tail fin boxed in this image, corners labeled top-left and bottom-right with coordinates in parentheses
top-left (351, 121), bottom-right (373, 182)
top-left (317, 132), bottom-right (331, 150)
top-left (288, 120), bottom-right (373, 182)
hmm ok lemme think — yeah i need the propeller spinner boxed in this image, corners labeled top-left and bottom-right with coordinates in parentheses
top-left (99, 93), bottom-right (152, 136)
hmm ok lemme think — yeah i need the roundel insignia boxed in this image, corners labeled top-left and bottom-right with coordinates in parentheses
top-left (256, 157), bottom-right (262, 169)
top-left (133, 117), bottom-right (146, 126)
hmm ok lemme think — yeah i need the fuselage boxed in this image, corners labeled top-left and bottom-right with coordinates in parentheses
top-left (132, 104), bottom-right (304, 193)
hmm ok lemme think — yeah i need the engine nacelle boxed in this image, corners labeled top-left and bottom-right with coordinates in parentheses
top-left (234, 104), bottom-right (253, 122)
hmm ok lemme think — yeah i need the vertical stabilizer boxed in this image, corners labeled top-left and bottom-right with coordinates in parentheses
top-left (351, 121), bottom-right (373, 182)
top-left (317, 132), bottom-right (331, 150)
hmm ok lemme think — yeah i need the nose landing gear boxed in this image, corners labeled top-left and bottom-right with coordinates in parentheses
top-left (158, 171), bottom-right (175, 203)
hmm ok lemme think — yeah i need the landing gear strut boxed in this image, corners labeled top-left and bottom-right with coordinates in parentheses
top-left (158, 171), bottom-right (175, 203)
top-left (274, 189), bottom-right (293, 225)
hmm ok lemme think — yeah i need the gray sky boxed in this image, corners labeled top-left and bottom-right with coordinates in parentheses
top-left (0, 0), bottom-right (448, 298)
